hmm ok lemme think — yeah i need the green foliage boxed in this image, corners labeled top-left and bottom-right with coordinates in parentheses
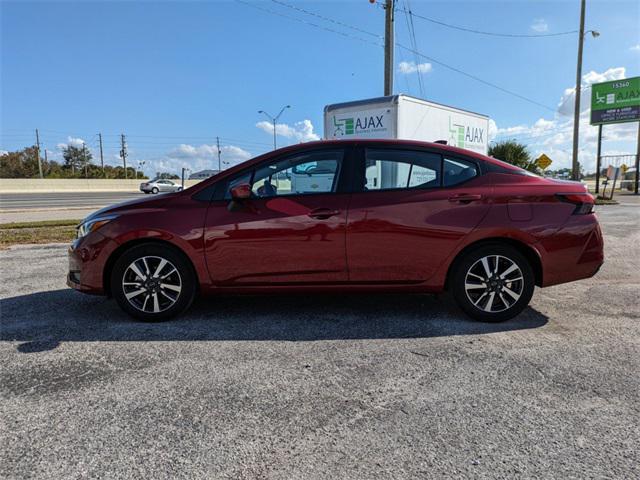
top-left (62, 145), bottom-right (92, 173)
top-left (157, 172), bottom-right (180, 180)
top-left (0, 146), bottom-right (42, 178)
top-left (488, 140), bottom-right (540, 174)
top-left (0, 146), bottom-right (146, 179)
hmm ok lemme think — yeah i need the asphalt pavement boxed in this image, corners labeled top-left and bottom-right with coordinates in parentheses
top-left (0, 191), bottom-right (144, 211)
top-left (0, 200), bottom-right (638, 479)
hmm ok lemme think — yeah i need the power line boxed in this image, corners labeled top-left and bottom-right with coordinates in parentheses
top-left (239, 0), bottom-right (556, 111)
top-left (394, 5), bottom-right (579, 38)
top-left (235, 0), bottom-right (382, 48)
top-left (270, 0), bottom-right (382, 40)
top-left (402, 0), bottom-right (424, 97)
top-left (396, 43), bottom-right (555, 111)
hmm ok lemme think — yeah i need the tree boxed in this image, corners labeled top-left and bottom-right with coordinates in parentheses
top-left (156, 172), bottom-right (180, 180)
top-left (0, 146), bottom-right (41, 178)
top-left (488, 140), bottom-right (540, 174)
top-left (62, 145), bottom-right (92, 176)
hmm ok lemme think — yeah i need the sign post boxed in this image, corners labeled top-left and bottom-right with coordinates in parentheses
top-left (590, 77), bottom-right (640, 195)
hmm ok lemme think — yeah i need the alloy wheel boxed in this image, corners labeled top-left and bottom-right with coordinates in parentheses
top-left (464, 255), bottom-right (524, 313)
top-left (122, 256), bottom-right (182, 313)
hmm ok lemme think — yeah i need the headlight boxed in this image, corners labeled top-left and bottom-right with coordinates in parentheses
top-left (77, 215), bottom-right (118, 239)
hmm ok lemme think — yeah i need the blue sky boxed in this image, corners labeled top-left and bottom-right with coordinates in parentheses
top-left (1, 0), bottom-right (639, 175)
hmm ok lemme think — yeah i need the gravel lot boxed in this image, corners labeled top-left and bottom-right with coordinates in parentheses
top-left (1, 200), bottom-right (638, 479)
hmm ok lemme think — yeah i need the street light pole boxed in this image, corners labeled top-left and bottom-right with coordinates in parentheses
top-left (258, 105), bottom-right (291, 150)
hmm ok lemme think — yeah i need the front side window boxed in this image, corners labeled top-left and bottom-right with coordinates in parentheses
top-left (222, 150), bottom-right (343, 200)
top-left (251, 150), bottom-right (343, 198)
top-left (443, 157), bottom-right (478, 186)
top-left (364, 149), bottom-right (441, 191)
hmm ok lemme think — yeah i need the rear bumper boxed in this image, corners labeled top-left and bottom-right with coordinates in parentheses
top-left (67, 233), bottom-right (119, 295)
top-left (538, 214), bottom-right (604, 287)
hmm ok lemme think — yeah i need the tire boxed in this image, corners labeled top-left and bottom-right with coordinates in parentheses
top-left (110, 243), bottom-right (196, 321)
top-left (451, 243), bottom-right (535, 323)
top-left (151, 187), bottom-right (159, 194)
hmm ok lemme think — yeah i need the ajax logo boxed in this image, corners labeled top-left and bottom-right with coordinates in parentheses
top-left (449, 117), bottom-right (484, 149)
top-left (333, 114), bottom-right (385, 136)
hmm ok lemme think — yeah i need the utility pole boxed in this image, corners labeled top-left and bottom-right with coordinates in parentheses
top-left (216, 136), bottom-right (222, 172)
top-left (595, 124), bottom-right (602, 195)
top-left (384, 0), bottom-right (395, 96)
top-left (82, 142), bottom-right (89, 178)
top-left (120, 134), bottom-right (128, 179)
top-left (98, 133), bottom-right (105, 176)
top-left (635, 122), bottom-right (640, 195)
top-left (258, 105), bottom-right (290, 150)
top-left (35, 129), bottom-right (43, 178)
top-left (571, 0), bottom-right (586, 181)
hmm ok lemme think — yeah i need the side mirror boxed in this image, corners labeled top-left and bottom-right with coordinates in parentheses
top-left (230, 183), bottom-right (252, 200)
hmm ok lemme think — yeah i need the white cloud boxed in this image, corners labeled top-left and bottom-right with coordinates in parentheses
top-left (488, 119), bottom-right (498, 141)
top-left (159, 143), bottom-right (252, 173)
top-left (530, 18), bottom-right (548, 33)
top-left (630, 44), bottom-right (640, 52)
top-left (557, 67), bottom-right (626, 117)
top-left (56, 136), bottom-right (86, 150)
top-left (398, 61), bottom-right (432, 74)
top-left (256, 119), bottom-right (320, 143)
top-left (492, 67), bottom-right (637, 173)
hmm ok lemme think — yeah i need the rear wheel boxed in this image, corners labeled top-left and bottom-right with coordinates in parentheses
top-left (451, 244), bottom-right (535, 322)
top-left (111, 244), bottom-right (196, 321)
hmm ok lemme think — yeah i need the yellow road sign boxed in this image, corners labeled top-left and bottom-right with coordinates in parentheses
top-left (535, 153), bottom-right (553, 170)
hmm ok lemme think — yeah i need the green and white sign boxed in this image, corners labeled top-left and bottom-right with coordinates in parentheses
top-left (590, 77), bottom-right (640, 125)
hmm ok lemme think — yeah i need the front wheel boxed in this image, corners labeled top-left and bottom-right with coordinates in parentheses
top-left (111, 244), bottom-right (196, 321)
top-left (151, 187), bottom-right (159, 194)
top-left (451, 244), bottom-right (535, 323)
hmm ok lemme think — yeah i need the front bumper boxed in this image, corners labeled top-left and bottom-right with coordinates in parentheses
top-left (67, 233), bottom-right (119, 295)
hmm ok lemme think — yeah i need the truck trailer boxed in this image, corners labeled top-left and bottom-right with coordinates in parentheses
top-left (324, 94), bottom-right (491, 155)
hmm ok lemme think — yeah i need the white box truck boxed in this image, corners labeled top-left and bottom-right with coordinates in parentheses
top-left (324, 94), bottom-right (490, 155)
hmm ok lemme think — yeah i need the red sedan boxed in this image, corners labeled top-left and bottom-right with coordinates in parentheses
top-left (68, 139), bottom-right (603, 323)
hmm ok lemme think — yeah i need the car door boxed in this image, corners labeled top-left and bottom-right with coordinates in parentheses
top-left (203, 147), bottom-right (352, 285)
top-left (346, 147), bottom-right (492, 283)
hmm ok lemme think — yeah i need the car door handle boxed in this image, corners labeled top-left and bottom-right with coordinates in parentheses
top-left (308, 208), bottom-right (340, 219)
top-left (448, 194), bottom-right (482, 203)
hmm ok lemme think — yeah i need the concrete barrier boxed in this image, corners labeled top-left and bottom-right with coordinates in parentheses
top-left (0, 179), bottom-right (203, 193)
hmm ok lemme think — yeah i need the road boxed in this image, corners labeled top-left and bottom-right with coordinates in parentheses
top-left (1, 201), bottom-right (639, 479)
top-left (0, 192), bottom-right (144, 211)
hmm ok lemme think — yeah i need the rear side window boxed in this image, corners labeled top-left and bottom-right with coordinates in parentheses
top-left (443, 157), bottom-right (478, 187)
top-left (364, 149), bottom-right (441, 191)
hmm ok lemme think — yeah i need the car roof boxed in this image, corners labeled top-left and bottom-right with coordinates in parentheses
top-left (280, 139), bottom-right (521, 171)
top-left (188, 138), bottom-right (523, 194)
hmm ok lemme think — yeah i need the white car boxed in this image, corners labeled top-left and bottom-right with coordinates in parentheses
top-left (140, 179), bottom-right (183, 194)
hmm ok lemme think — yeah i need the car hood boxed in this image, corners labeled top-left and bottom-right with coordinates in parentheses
top-left (82, 193), bottom-right (177, 223)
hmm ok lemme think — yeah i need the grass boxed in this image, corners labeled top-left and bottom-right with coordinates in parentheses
top-left (594, 196), bottom-right (619, 205)
top-left (0, 219), bottom-right (80, 247)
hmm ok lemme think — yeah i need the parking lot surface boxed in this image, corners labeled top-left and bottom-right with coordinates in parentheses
top-left (1, 201), bottom-right (638, 479)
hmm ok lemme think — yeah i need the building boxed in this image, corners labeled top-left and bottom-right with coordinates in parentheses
top-left (188, 169), bottom-right (220, 180)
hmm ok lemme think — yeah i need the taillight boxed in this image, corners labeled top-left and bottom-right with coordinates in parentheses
top-left (556, 193), bottom-right (595, 215)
